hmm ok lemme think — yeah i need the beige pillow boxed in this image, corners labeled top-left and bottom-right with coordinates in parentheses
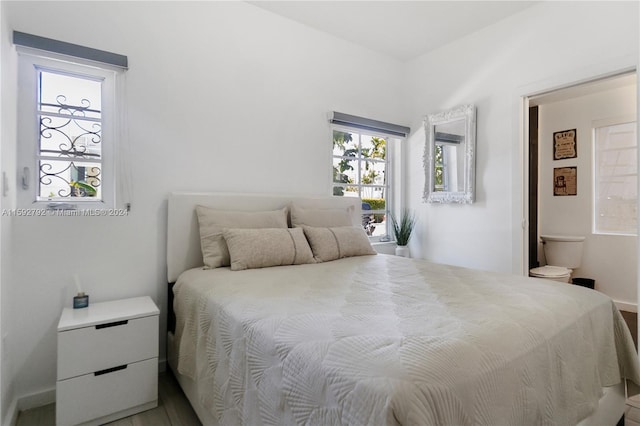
top-left (195, 206), bottom-right (288, 268)
top-left (302, 226), bottom-right (376, 262)
top-left (223, 228), bottom-right (315, 271)
top-left (290, 204), bottom-right (354, 227)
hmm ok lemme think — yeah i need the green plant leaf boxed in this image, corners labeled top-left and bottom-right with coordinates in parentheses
top-left (70, 180), bottom-right (97, 196)
top-left (390, 209), bottom-right (416, 246)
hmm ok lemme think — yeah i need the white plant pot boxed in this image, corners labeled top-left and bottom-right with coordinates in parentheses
top-left (395, 245), bottom-right (410, 257)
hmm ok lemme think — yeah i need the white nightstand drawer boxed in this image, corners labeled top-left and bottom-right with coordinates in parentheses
top-left (58, 314), bottom-right (158, 380)
top-left (56, 357), bottom-right (158, 426)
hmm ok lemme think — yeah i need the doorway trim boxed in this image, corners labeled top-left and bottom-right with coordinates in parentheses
top-left (515, 56), bottom-right (637, 277)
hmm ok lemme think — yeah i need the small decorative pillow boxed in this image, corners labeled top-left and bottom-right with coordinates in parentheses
top-left (223, 228), bottom-right (315, 271)
top-left (195, 206), bottom-right (288, 268)
top-left (302, 225), bottom-right (376, 262)
top-left (290, 204), bottom-right (354, 227)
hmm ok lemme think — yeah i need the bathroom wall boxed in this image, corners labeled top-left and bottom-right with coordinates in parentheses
top-left (538, 81), bottom-right (637, 310)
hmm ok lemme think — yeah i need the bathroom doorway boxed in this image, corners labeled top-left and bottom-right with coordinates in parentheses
top-left (525, 72), bottom-right (638, 344)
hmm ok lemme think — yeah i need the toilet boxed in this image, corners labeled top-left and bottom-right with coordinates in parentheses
top-left (529, 235), bottom-right (585, 283)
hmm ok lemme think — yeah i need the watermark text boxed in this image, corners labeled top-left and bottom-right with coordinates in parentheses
top-left (1, 208), bottom-right (129, 217)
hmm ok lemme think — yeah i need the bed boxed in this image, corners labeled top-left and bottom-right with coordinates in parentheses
top-left (166, 192), bottom-right (640, 426)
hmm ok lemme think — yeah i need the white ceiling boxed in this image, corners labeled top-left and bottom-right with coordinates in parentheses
top-left (249, 1), bottom-right (538, 61)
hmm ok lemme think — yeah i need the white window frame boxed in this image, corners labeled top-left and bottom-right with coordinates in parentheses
top-left (331, 123), bottom-right (395, 242)
top-left (592, 117), bottom-right (637, 236)
top-left (17, 48), bottom-right (119, 210)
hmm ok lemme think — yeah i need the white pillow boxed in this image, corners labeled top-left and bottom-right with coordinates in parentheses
top-left (223, 227), bottom-right (315, 271)
top-left (195, 206), bottom-right (288, 268)
top-left (302, 225), bottom-right (377, 262)
top-left (290, 204), bottom-right (354, 227)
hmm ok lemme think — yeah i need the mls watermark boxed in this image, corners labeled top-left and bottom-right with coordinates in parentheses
top-left (1, 208), bottom-right (129, 217)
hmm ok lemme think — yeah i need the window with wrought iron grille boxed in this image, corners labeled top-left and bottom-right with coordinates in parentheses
top-left (331, 126), bottom-right (396, 240)
top-left (15, 33), bottom-right (127, 210)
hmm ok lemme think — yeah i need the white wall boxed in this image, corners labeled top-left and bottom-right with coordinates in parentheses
top-left (1, 1), bottom-right (406, 405)
top-left (538, 84), bottom-right (637, 308)
top-left (0, 0), bottom-right (16, 420)
top-left (403, 1), bottom-right (638, 274)
top-left (0, 2), bottom-right (4, 422)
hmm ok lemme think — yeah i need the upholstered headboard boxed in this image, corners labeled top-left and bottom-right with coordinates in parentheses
top-left (166, 192), bottom-right (362, 282)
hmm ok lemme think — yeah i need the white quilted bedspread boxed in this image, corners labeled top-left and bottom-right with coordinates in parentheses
top-left (173, 254), bottom-right (640, 426)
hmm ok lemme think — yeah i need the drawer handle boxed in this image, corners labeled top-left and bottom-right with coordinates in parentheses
top-left (94, 364), bottom-right (127, 376)
top-left (95, 320), bottom-right (128, 329)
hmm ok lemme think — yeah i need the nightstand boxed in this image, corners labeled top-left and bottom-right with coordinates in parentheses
top-left (56, 296), bottom-right (159, 426)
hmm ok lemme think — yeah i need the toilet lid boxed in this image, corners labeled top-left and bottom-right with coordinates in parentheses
top-left (530, 265), bottom-right (571, 278)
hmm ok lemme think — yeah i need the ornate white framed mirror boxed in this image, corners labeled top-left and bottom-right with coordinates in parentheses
top-left (423, 104), bottom-right (477, 204)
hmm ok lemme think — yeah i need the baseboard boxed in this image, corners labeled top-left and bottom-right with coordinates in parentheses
top-left (3, 396), bottom-right (19, 426)
top-left (1, 387), bottom-right (55, 426)
top-left (17, 387), bottom-right (55, 411)
top-left (615, 300), bottom-right (637, 313)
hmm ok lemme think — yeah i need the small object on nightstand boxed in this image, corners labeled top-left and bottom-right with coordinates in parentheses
top-left (73, 292), bottom-right (89, 309)
top-left (72, 273), bottom-right (89, 308)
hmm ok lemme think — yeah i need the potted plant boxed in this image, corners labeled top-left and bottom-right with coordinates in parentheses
top-left (390, 209), bottom-right (416, 257)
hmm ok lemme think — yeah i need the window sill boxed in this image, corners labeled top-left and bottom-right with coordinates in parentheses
top-left (371, 241), bottom-right (397, 255)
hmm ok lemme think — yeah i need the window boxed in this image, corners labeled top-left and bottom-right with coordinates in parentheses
top-left (36, 69), bottom-right (105, 201)
top-left (332, 127), bottom-right (393, 239)
top-left (14, 32), bottom-right (127, 209)
top-left (593, 121), bottom-right (637, 235)
top-left (329, 112), bottom-right (409, 241)
top-left (329, 111), bottom-right (411, 241)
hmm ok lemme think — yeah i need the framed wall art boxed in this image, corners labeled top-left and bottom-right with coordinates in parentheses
top-left (553, 166), bottom-right (577, 196)
top-left (553, 129), bottom-right (577, 160)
